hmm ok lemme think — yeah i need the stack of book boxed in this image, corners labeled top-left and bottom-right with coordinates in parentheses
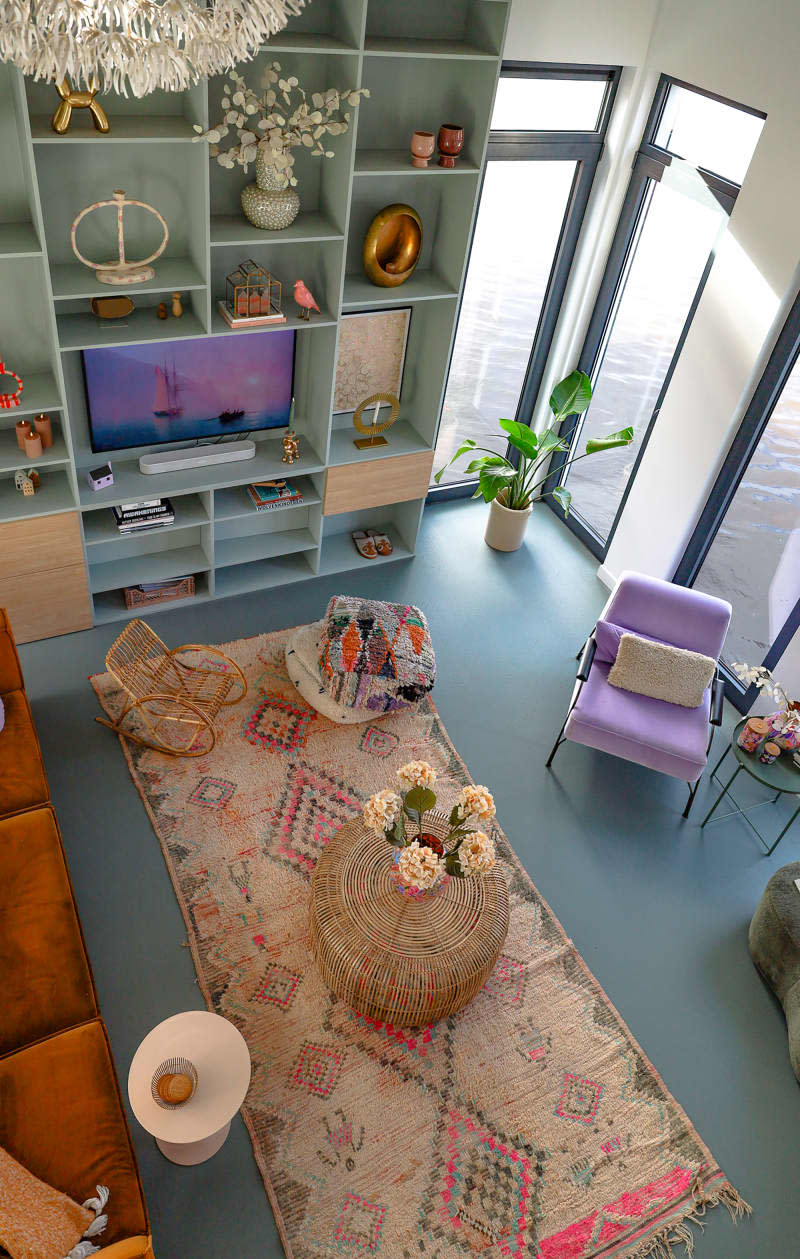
top-left (247, 481), bottom-right (304, 511)
top-left (112, 498), bottom-right (174, 534)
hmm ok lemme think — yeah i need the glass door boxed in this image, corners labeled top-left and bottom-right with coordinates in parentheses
top-left (675, 291), bottom-right (800, 707)
top-left (431, 64), bottom-right (619, 496)
top-left (546, 76), bottom-right (765, 556)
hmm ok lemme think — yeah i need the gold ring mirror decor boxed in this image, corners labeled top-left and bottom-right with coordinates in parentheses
top-left (363, 203), bottom-right (422, 287)
top-left (352, 391), bottom-right (399, 449)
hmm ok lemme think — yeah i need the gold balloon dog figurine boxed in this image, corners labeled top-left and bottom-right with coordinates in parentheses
top-left (282, 431), bottom-right (300, 464)
top-left (52, 78), bottom-right (110, 135)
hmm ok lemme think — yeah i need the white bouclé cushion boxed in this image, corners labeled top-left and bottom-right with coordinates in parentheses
top-left (285, 622), bottom-right (373, 724)
top-left (608, 633), bottom-right (716, 709)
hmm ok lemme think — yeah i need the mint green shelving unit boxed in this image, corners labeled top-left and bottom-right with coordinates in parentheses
top-left (0, 0), bottom-right (508, 627)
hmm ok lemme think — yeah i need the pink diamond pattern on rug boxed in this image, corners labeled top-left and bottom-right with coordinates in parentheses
top-left (270, 761), bottom-right (363, 875)
top-left (253, 963), bottom-right (302, 1011)
top-left (537, 1166), bottom-right (695, 1258)
top-left (291, 1042), bottom-right (344, 1098)
top-left (484, 954), bottom-right (526, 1004)
top-left (350, 1013), bottom-right (436, 1060)
top-left (243, 691), bottom-right (316, 754)
top-left (556, 1072), bottom-right (604, 1125)
top-left (334, 1192), bottom-right (387, 1253)
top-left (359, 726), bottom-right (399, 757)
top-left (189, 776), bottom-right (237, 808)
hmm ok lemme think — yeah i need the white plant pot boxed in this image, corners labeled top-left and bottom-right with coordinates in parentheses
top-left (484, 496), bottom-right (532, 552)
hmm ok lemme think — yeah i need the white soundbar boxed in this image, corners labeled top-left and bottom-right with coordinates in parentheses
top-left (139, 440), bottom-right (256, 475)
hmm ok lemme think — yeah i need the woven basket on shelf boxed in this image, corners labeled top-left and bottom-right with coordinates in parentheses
top-left (309, 810), bottom-right (509, 1026)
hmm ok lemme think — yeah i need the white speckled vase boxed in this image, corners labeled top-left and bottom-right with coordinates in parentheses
top-left (241, 149), bottom-right (300, 230)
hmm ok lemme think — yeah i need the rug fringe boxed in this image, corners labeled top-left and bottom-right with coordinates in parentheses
top-left (626, 1180), bottom-right (751, 1259)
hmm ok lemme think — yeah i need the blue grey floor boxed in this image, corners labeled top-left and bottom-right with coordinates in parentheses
top-left (19, 499), bottom-right (800, 1258)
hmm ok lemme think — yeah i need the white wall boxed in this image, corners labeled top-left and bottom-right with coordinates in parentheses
top-left (506, 0), bottom-right (800, 682)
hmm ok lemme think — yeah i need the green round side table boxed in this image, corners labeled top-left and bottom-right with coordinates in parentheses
top-left (701, 717), bottom-right (800, 854)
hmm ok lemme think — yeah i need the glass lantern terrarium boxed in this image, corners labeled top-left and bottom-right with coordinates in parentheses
top-left (218, 259), bottom-right (286, 329)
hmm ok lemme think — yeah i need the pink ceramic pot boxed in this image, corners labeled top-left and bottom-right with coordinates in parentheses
top-left (410, 130), bottom-right (435, 168)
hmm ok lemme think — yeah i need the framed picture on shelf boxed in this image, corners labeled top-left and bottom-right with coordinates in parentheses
top-left (333, 308), bottom-right (411, 414)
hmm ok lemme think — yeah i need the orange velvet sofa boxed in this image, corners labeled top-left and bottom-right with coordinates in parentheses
top-left (0, 608), bottom-right (155, 1257)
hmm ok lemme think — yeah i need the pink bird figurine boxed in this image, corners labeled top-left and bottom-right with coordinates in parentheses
top-left (293, 279), bottom-right (320, 321)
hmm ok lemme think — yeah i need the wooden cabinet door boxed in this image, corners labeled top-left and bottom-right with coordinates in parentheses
top-left (323, 451), bottom-right (434, 515)
top-left (0, 512), bottom-right (92, 642)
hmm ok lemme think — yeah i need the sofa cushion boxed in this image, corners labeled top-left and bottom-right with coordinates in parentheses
top-left (0, 609), bottom-right (24, 696)
top-left (0, 807), bottom-right (97, 1056)
top-left (608, 633), bottom-right (716, 708)
top-left (0, 1142), bottom-right (94, 1259)
top-left (0, 689), bottom-right (49, 819)
top-left (0, 1021), bottom-right (148, 1246)
top-left (565, 660), bottom-right (711, 781)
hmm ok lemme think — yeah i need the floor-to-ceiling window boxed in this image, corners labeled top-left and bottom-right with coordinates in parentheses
top-left (674, 290), bottom-right (800, 709)
top-left (430, 64), bottom-right (619, 495)
top-left (545, 77), bottom-right (765, 555)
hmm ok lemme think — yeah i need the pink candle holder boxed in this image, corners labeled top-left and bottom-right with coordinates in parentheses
top-left (410, 130), bottom-right (435, 168)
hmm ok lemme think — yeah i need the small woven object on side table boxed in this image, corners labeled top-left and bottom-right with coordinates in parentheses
top-left (309, 811), bottom-right (509, 1026)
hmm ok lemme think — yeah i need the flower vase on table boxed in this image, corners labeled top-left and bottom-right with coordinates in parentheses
top-left (362, 761), bottom-right (498, 899)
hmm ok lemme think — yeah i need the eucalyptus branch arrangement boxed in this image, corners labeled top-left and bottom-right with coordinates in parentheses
top-left (362, 762), bottom-right (497, 891)
top-left (732, 663), bottom-right (800, 733)
top-left (194, 62), bottom-right (368, 187)
top-left (434, 369), bottom-right (634, 515)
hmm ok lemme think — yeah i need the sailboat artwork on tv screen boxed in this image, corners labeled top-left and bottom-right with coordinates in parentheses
top-left (82, 329), bottom-right (295, 454)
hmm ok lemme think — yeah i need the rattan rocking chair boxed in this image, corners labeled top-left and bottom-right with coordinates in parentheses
top-left (96, 618), bottom-right (247, 757)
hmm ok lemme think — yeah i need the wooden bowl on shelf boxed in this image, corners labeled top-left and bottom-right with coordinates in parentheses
top-left (363, 203), bottom-right (422, 287)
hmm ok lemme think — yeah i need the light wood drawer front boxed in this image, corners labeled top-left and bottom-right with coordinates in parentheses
top-left (323, 451), bottom-right (434, 516)
top-left (1, 563), bottom-right (92, 643)
top-left (0, 511), bottom-right (84, 581)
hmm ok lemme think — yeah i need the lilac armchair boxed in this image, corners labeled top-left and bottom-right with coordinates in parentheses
top-left (546, 572), bottom-right (732, 816)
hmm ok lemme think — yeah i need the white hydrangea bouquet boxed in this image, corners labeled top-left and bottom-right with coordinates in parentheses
top-left (362, 761), bottom-right (497, 894)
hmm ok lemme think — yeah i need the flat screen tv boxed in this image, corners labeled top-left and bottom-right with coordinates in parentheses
top-left (83, 329), bottom-right (296, 454)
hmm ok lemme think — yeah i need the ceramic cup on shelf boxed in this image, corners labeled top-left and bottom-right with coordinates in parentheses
top-left (438, 123), bottom-right (464, 168)
top-left (410, 130), bottom-right (435, 168)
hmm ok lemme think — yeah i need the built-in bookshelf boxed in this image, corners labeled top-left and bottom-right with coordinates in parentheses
top-left (0, 0), bottom-right (508, 635)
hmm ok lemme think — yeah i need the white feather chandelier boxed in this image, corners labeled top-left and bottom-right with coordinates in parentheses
top-left (0, 0), bottom-right (308, 98)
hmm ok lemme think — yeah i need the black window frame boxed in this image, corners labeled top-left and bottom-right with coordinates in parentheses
top-left (674, 287), bottom-right (800, 712)
top-left (429, 61), bottom-right (620, 502)
top-left (543, 74), bottom-right (762, 557)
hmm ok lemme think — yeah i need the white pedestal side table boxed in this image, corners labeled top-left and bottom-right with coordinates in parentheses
top-left (128, 1010), bottom-right (251, 1165)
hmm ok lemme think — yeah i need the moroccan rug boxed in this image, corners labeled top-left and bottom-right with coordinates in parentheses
top-left (91, 627), bottom-right (749, 1259)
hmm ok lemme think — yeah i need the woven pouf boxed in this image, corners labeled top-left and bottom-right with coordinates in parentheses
top-left (749, 861), bottom-right (800, 1082)
top-left (318, 596), bottom-right (435, 715)
top-left (309, 812), bottom-right (509, 1026)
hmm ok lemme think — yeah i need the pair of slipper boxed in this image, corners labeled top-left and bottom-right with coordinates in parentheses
top-left (353, 529), bottom-right (393, 559)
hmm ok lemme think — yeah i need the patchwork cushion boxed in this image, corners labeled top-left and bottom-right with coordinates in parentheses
top-left (285, 623), bottom-right (372, 725)
top-left (318, 597), bottom-right (435, 714)
top-left (608, 633), bottom-right (715, 709)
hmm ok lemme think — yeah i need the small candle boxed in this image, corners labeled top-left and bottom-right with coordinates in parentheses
top-left (15, 419), bottom-right (32, 450)
top-left (33, 413), bottom-right (53, 449)
top-left (24, 430), bottom-right (43, 459)
top-left (288, 396), bottom-right (295, 426)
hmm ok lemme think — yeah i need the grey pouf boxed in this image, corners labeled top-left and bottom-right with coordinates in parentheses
top-left (748, 861), bottom-right (800, 1082)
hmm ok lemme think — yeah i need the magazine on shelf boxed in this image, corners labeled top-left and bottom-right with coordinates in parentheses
top-left (247, 481), bottom-right (303, 511)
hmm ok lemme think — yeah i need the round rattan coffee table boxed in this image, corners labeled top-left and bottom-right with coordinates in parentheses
top-left (309, 813), bottom-right (509, 1026)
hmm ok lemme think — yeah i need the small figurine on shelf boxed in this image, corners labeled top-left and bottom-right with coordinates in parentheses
top-left (172, 292), bottom-right (183, 318)
top-left (52, 77), bottom-right (110, 135)
top-left (282, 431), bottom-right (300, 464)
top-left (293, 279), bottom-right (320, 321)
top-left (0, 359), bottom-right (23, 409)
top-left (157, 302), bottom-right (168, 319)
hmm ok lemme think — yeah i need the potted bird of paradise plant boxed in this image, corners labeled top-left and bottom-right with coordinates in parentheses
top-left (434, 369), bottom-right (634, 552)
